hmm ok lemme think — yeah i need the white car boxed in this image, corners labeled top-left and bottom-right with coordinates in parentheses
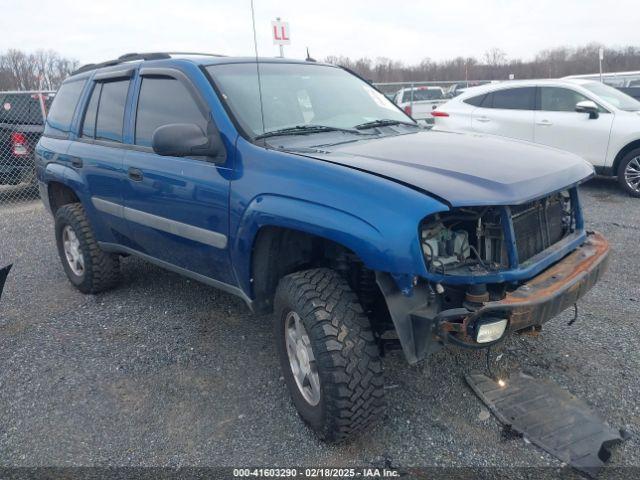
top-left (393, 86), bottom-right (446, 122)
top-left (432, 79), bottom-right (640, 196)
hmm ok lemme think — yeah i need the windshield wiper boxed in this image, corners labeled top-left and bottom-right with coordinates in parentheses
top-left (353, 119), bottom-right (418, 130)
top-left (255, 124), bottom-right (364, 140)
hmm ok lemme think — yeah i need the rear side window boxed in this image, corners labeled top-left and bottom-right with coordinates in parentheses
top-left (95, 80), bottom-right (130, 142)
top-left (486, 87), bottom-right (535, 110)
top-left (81, 83), bottom-right (101, 138)
top-left (44, 79), bottom-right (86, 136)
top-left (463, 94), bottom-right (486, 107)
top-left (134, 77), bottom-right (207, 147)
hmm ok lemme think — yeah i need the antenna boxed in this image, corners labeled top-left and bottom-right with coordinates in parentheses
top-left (250, 0), bottom-right (266, 134)
top-left (305, 47), bottom-right (316, 62)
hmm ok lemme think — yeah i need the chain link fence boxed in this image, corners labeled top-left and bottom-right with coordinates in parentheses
top-left (0, 90), bottom-right (55, 205)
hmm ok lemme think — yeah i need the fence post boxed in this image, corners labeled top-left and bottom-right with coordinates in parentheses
top-left (410, 82), bottom-right (414, 115)
top-left (37, 91), bottom-right (47, 123)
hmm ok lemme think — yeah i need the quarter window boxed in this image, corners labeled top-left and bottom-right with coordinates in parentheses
top-left (540, 87), bottom-right (591, 112)
top-left (44, 79), bottom-right (86, 136)
top-left (95, 80), bottom-right (130, 143)
top-left (135, 77), bottom-right (207, 147)
top-left (463, 94), bottom-right (486, 107)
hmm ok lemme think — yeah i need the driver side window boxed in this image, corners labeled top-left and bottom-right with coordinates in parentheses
top-left (540, 87), bottom-right (601, 112)
top-left (135, 76), bottom-right (207, 147)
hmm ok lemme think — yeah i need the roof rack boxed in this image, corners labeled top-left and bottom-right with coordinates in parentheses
top-left (71, 51), bottom-right (227, 76)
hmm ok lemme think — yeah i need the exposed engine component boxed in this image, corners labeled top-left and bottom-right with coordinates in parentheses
top-left (421, 190), bottom-right (575, 275)
top-left (421, 221), bottom-right (470, 272)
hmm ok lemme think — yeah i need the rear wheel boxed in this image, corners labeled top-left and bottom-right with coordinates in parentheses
top-left (54, 203), bottom-right (121, 293)
top-left (273, 268), bottom-right (384, 442)
top-left (618, 148), bottom-right (640, 197)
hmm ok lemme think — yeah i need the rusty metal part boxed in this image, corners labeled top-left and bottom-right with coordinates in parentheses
top-left (439, 231), bottom-right (610, 346)
top-left (465, 290), bottom-right (490, 304)
top-left (517, 325), bottom-right (542, 336)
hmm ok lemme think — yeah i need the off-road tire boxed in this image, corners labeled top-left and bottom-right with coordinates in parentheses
top-left (274, 268), bottom-right (384, 442)
top-left (54, 203), bottom-right (121, 293)
top-left (617, 148), bottom-right (640, 197)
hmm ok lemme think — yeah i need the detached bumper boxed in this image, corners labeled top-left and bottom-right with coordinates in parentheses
top-left (378, 232), bottom-right (610, 364)
top-left (439, 231), bottom-right (610, 344)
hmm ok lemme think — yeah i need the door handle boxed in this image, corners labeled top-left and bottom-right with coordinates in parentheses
top-left (128, 167), bottom-right (143, 182)
top-left (536, 120), bottom-right (553, 126)
top-left (69, 156), bottom-right (83, 168)
top-left (475, 116), bottom-right (490, 123)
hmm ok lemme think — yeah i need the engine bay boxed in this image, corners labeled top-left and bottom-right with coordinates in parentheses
top-left (421, 191), bottom-right (575, 276)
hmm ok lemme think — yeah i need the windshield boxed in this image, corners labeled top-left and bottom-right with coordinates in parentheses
top-left (582, 82), bottom-right (640, 111)
top-left (402, 89), bottom-right (444, 103)
top-left (206, 62), bottom-right (411, 137)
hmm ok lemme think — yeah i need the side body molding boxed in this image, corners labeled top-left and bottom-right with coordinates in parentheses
top-left (91, 197), bottom-right (228, 249)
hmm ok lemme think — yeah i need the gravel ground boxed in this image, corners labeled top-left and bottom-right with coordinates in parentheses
top-left (0, 177), bottom-right (638, 477)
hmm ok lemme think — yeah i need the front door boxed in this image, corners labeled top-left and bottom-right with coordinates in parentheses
top-left (534, 86), bottom-right (613, 166)
top-left (122, 72), bottom-right (234, 284)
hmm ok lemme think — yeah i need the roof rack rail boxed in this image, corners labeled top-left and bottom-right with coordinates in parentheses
top-left (71, 51), bottom-right (227, 76)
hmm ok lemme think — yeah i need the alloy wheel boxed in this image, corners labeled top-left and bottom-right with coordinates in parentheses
top-left (62, 225), bottom-right (85, 277)
top-left (624, 156), bottom-right (640, 193)
top-left (284, 311), bottom-right (321, 406)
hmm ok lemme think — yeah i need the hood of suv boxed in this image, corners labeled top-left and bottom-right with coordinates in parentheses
top-left (298, 130), bottom-right (594, 207)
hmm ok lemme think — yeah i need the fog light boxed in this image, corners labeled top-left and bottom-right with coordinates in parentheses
top-left (475, 318), bottom-right (508, 344)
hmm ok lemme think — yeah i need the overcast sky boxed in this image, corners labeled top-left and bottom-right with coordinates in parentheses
top-left (4, 0), bottom-right (638, 65)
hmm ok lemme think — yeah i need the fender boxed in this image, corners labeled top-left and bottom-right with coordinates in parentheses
top-left (40, 162), bottom-right (88, 212)
top-left (608, 137), bottom-right (640, 172)
top-left (44, 162), bottom-right (87, 194)
top-left (231, 193), bottom-right (436, 297)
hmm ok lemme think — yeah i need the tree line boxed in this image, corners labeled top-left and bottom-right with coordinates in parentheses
top-left (325, 43), bottom-right (640, 83)
top-left (0, 49), bottom-right (78, 91)
top-left (2, 43), bottom-right (640, 91)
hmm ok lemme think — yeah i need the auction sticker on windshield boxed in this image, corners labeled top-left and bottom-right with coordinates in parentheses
top-left (362, 85), bottom-right (398, 111)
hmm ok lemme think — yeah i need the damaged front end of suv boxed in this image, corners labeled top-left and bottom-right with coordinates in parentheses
top-left (376, 186), bottom-right (609, 364)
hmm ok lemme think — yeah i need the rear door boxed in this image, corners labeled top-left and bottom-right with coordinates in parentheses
top-left (471, 87), bottom-right (536, 141)
top-left (67, 72), bottom-right (132, 244)
top-left (533, 86), bottom-right (613, 166)
top-left (122, 68), bottom-right (234, 284)
top-left (37, 78), bottom-right (87, 190)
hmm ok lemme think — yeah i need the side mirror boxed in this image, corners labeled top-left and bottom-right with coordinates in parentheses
top-left (152, 123), bottom-right (225, 162)
top-left (575, 100), bottom-right (600, 119)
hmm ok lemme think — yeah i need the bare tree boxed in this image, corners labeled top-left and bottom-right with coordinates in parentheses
top-left (325, 43), bottom-right (640, 83)
top-left (483, 47), bottom-right (507, 67)
top-left (0, 49), bottom-right (78, 91)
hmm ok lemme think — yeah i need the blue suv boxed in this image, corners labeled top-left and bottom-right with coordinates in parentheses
top-left (37, 52), bottom-right (610, 441)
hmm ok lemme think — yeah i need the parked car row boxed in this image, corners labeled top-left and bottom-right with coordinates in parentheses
top-left (431, 78), bottom-right (640, 196)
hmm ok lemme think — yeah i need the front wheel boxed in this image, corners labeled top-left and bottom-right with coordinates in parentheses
top-left (273, 268), bottom-right (384, 442)
top-left (618, 148), bottom-right (640, 197)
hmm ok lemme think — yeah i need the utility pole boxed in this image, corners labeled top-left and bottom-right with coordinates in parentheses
top-left (599, 47), bottom-right (604, 83)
